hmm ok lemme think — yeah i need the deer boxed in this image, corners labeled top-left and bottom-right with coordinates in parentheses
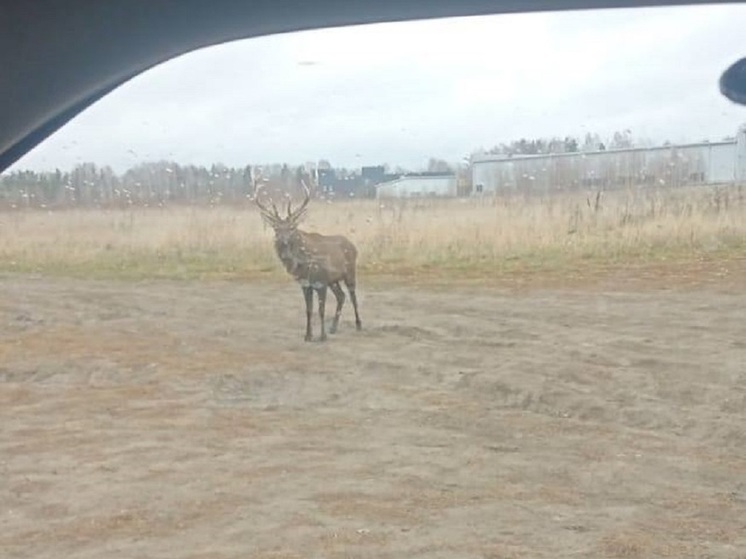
top-left (253, 177), bottom-right (362, 342)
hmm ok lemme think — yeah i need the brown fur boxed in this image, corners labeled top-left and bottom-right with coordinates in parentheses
top-left (255, 179), bottom-right (362, 342)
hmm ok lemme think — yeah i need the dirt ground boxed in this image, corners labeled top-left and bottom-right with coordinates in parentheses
top-left (1, 271), bottom-right (745, 558)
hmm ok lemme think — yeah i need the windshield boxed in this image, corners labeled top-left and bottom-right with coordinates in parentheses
top-left (2, 4), bottom-right (745, 557)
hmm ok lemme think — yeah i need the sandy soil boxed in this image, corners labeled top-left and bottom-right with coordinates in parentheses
top-left (1, 272), bottom-right (745, 558)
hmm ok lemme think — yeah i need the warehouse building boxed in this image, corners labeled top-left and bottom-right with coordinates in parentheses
top-left (471, 124), bottom-right (746, 195)
top-left (375, 172), bottom-right (457, 199)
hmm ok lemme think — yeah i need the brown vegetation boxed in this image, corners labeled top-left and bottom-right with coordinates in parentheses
top-left (0, 184), bottom-right (744, 285)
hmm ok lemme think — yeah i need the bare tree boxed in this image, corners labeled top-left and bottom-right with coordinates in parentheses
top-left (254, 179), bottom-right (362, 342)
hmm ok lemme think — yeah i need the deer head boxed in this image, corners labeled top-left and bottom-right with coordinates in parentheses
top-left (254, 178), bottom-right (312, 245)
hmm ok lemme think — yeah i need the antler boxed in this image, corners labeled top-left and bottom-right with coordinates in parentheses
top-left (253, 184), bottom-right (282, 227)
top-left (253, 176), bottom-right (312, 226)
top-left (289, 180), bottom-right (311, 222)
top-left (256, 198), bottom-right (280, 222)
top-left (277, 179), bottom-right (312, 225)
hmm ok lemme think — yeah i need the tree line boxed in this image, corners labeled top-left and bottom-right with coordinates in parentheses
top-left (0, 129), bottom-right (682, 209)
top-left (482, 130), bottom-right (637, 157)
top-left (0, 161), bottom-right (257, 209)
top-left (0, 160), bottom-right (369, 209)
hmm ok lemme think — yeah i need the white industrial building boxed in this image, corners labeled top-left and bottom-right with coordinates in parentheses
top-left (471, 124), bottom-right (746, 195)
top-left (375, 173), bottom-right (457, 199)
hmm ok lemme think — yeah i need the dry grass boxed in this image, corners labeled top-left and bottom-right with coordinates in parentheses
top-left (0, 184), bottom-right (744, 282)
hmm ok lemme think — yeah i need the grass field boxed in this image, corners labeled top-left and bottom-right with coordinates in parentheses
top-left (0, 183), bottom-right (744, 284)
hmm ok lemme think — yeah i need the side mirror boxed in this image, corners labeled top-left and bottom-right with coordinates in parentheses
top-left (720, 57), bottom-right (746, 106)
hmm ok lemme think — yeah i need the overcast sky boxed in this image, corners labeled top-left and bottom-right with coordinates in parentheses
top-left (8, 3), bottom-right (746, 173)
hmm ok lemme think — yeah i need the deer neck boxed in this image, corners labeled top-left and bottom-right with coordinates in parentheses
top-left (274, 229), bottom-right (308, 276)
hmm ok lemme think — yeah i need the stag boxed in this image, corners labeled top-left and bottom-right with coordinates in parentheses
top-left (254, 179), bottom-right (362, 342)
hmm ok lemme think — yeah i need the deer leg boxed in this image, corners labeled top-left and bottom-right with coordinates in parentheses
top-left (317, 285), bottom-right (328, 342)
top-left (302, 286), bottom-right (313, 342)
top-left (344, 279), bottom-right (362, 331)
top-left (329, 281), bottom-right (345, 334)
